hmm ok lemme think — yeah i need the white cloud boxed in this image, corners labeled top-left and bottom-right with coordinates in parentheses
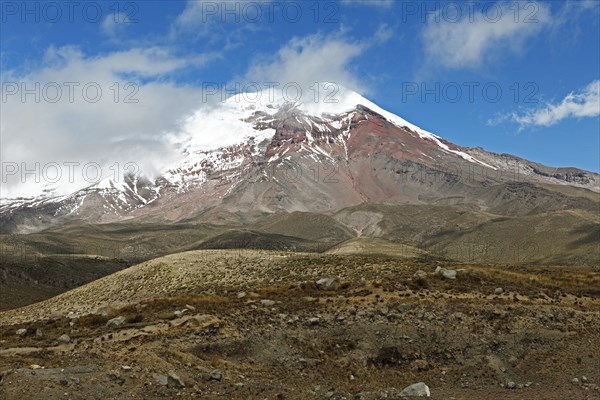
top-left (421, 2), bottom-right (552, 69)
top-left (171, 0), bottom-right (257, 40)
top-left (549, 0), bottom-right (600, 43)
top-left (374, 23), bottom-right (393, 44)
top-left (101, 12), bottom-right (131, 37)
top-left (0, 47), bottom-right (212, 197)
top-left (0, 27), bottom-right (380, 198)
top-left (244, 33), bottom-right (367, 99)
top-left (171, 0), bottom-right (212, 36)
top-left (505, 80), bottom-right (600, 129)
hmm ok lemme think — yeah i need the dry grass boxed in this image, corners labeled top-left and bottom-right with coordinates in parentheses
top-left (469, 266), bottom-right (600, 296)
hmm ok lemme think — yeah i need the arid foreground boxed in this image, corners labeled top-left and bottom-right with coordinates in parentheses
top-left (1, 250), bottom-right (599, 399)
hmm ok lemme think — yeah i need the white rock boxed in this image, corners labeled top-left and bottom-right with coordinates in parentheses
top-left (316, 277), bottom-right (340, 290)
top-left (106, 316), bottom-right (126, 328)
top-left (400, 382), bottom-right (430, 397)
top-left (441, 269), bottom-right (457, 280)
top-left (414, 270), bottom-right (427, 278)
top-left (210, 369), bottom-right (222, 381)
top-left (167, 371), bottom-right (185, 388)
top-left (153, 373), bottom-right (168, 386)
top-left (174, 309), bottom-right (189, 318)
top-left (57, 334), bottom-right (71, 344)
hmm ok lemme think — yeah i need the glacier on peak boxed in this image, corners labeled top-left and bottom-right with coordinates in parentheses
top-left (178, 82), bottom-right (494, 168)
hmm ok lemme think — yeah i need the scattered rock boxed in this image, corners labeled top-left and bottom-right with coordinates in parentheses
top-left (35, 328), bottom-right (44, 338)
top-left (57, 334), bottom-right (71, 344)
top-left (260, 299), bottom-right (276, 307)
top-left (397, 303), bottom-right (415, 312)
top-left (572, 378), bottom-right (580, 384)
top-left (307, 317), bottom-right (320, 326)
top-left (506, 381), bottom-right (516, 389)
top-left (237, 292), bottom-right (246, 299)
top-left (441, 269), bottom-right (457, 280)
top-left (121, 366), bottom-right (132, 372)
top-left (581, 376), bottom-right (588, 383)
top-left (106, 316), bottom-right (126, 328)
top-left (184, 304), bottom-right (196, 312)
top-left (434, 266), bottom-right (457, 279)
top-left (153, 373), bottom-right (169, 386)
top-left (495, 287), bottom-right (504, 295)
top-left (387, 312), bottom-right (402, 320)
top-left (399, 382), bottom-right (430, 397)
top-left (66, 312), bottom-right (80, 320)
top-left (174, 309), bottom-right (189, 318)
top-left (316, 277), bottom-right (340, 290)
top-left (414, 270), bottom-right (427, 278)
top-left (167, 371), bottom-right (185, 388)
top-left (209, 369), bottom-right (223, 381)
top-left (16, 328), bottom-right (28, 337)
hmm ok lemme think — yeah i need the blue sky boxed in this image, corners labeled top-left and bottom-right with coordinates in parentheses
top-left (1, 0), bottom-right (599, 193)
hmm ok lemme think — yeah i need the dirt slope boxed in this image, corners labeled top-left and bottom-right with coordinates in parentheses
top-left (1, 250), bottom-right (599, 399)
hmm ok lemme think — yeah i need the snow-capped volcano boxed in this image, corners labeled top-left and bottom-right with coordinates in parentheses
top-left (178, 83), bottom-right (488, 162)
top-left (1, 83), bottom-right (598, 233)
